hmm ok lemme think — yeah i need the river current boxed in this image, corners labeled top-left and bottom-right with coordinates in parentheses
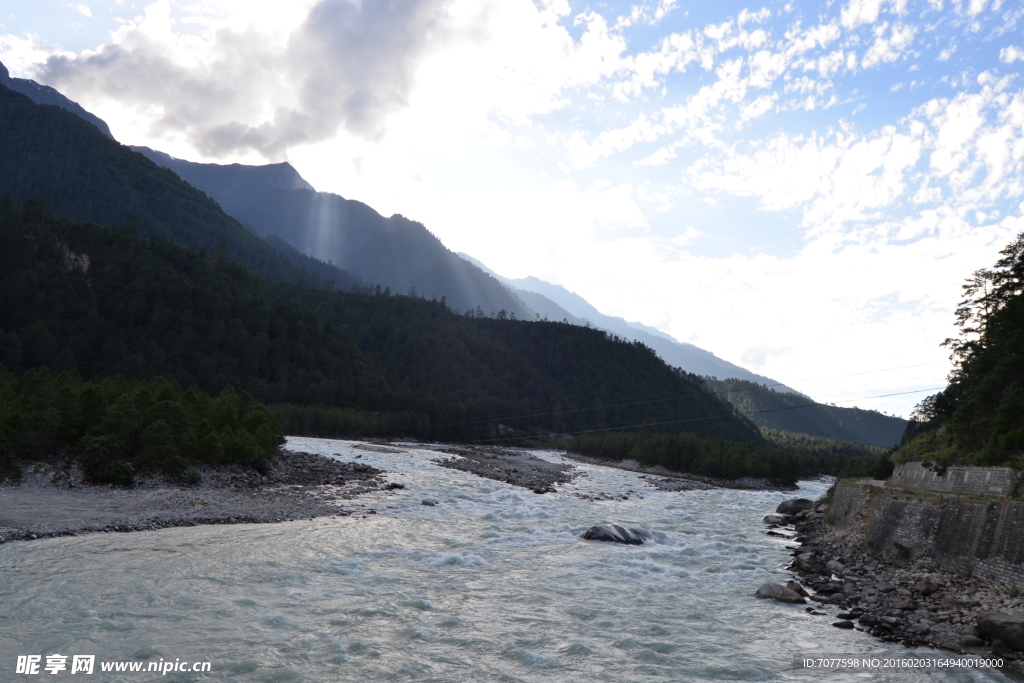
top-left (0, 438), bottom-right (1011, 682)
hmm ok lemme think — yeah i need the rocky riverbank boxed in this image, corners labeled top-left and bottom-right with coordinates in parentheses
top-left (0, 449), bottom-right (388, 543)
top-left (758, 495), bottom-right (1024, 664)
top-left (432, 445), bottom-right (578, 493)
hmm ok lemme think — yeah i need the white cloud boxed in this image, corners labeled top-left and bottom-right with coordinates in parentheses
top-left (861, 22), bottom-right (916, 68)
top-left (1001, 45), bottom-right (1024, 64)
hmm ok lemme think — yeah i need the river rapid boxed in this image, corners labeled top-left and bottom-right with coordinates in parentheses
top-left (0, 438), bottom-right (1012, 682)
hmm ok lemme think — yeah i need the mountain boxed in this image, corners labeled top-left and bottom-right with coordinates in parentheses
top-left (705, 378), bottom-right (907, 447)
top-left (0, 203), bottom-right (765, 445)
top-left (458, 253), bottom-right (801, 392)
top-left (0, 61), bottom-right (113, 139)
top-left (130, 147), bottom-right (535, 320)
top-left (0, 82), bottom-right (360, 290)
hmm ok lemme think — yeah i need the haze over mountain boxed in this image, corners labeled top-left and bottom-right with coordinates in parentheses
top-left (131, 147), bottom-right (534, 321)
top-left (0, 79), bottom-right (359, 291)
top-left (459, 252), bottom-right (800, 392)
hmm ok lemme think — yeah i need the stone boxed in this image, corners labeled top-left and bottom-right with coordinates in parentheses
top-left (961, 635), bottom-right (984, 648)
top-left (776, 498), bottom-right (814, 515)
top-left (582, 524), bottom-right (647, 545)
top-left (763, 514), bottom-right (788, 525)
top-left (976, 612), bottom-right (1024, 651)
top-left (909, 623), bottom-right (931, 635)
top-left (833, 620), bottom-right (855, 629)
top-left (421, 499), bottom-right (438, 506)
top-left (895, 599), bottom-right (917, 611)
top-left (826, 560), bottom-right (845, 574)
top-left (755, 583), bottom-right (807, 604)
top-left (913, 578), bottom-right (940, 596)
top-left (794, 552), bottom-right (825, 574)
top-left (876, 581), bottom-right (896, 593)
top-left (786, 581), bottom-right (810, 597)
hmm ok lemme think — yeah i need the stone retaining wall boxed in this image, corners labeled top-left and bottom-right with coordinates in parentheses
top-left (830, 479), bottom-right (1024, 588)
top-left (890, 462), bottom-right (1021, 498)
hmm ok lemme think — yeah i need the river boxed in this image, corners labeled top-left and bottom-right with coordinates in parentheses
top-left (0, 437), bottom-right (1011, 682)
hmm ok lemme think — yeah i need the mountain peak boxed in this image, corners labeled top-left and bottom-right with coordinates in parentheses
top-left (0, 60), bottom-right (114, 139)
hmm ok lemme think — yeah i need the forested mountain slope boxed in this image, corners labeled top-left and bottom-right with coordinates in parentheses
top-left (706, 378), bottom-right (907, 447)
top-left (0, 60), bottom-right (113, 138)
top-left (0, 204), bottom-right (763, 444)
top-left (0, 83), bottom-right (359, 290)
top-left (131, 147), bottom-right (534, 320)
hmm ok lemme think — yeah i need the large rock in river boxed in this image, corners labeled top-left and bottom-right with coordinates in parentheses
top-left (776, 498), bottom-right (814, 515)
top-left (976, 612), bottom-right (1024, 650)
top-left (582, 524), bottom-right (647, 545)
top-left (755, 583), bottom-right (807, 604)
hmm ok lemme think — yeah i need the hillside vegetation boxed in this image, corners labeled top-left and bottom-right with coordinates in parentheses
top-left (0, 367), bottom-right (284, 485)
top-left (898, 232), bottom-right (1024, 468)
top-left (0, 202), bottom-right (762, 444)
top-left (568, 429), bottom-right (888, 485)
top-left (706, 377), bottom-right (907, 447)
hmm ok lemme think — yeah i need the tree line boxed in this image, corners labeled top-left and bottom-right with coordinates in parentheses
top-left (0, 367), bottom-right (284, 484)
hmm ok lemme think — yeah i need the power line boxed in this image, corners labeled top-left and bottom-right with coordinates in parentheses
top-left (431, 365), bottom-right (945, 431)
top-left (467, 386), bottom-right (945, 444)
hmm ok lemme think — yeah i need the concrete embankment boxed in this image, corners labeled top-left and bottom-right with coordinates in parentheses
top-left (830, 463), bottom-right (1024, 587)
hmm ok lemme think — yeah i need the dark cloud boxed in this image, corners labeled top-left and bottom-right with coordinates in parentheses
top-left (39, 0), bottom-right (453, 159)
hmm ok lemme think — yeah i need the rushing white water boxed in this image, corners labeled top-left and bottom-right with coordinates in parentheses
top-left (0, 438), bottom-right (1012, 682)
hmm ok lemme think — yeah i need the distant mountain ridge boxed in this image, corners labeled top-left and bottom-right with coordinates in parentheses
top-left (130, 147), bottom-right (534, 320)
top-left (0, 81), bottom-right (360, 290)
top-left (706, 377), bottom-right (907, 447)
top-left (0, 61), bottom-right (113, 139)
top-left (458, 252), bottom-right (801, 393)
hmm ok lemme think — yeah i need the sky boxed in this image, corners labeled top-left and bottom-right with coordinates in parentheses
top-left (3, 0), bottom-right (1024, 417)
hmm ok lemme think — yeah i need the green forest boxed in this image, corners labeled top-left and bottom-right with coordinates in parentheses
top-left (705, 377), bottom-right (907, 447)
top-left (567, 430), bottom-right (888, 485)
top-left (0, 202), bottom-right (763, 448)
top-left (0, 367), bottom-right (284, 485)
top-left (898, 231), bottom-right (1024, 469)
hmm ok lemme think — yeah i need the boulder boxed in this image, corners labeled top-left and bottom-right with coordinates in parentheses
top-left (794, 552), bottom-right (825, 574)
top-left (826, 560), bottom-right (845, 574)
top-left (763, 514), bottom-right (788, 525)
top-left (833, 620), bottom-right (855, 629)
top-left (976, 612), bottom-right (1024, 651)
top-left (582, 524), bottom-right (647, 545)
top-left (876, 581), bottom-right (896, 593)
top-left (755, 583), bottom-right (807, 604)
top-left (776, 498), bottom-right (814, 515)
top-left (961, 635), bottom-right (984, 648)
top-left (913, 578), bottom-right (940, 596)
top-left (786, 581), bottom-right (810, 597)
